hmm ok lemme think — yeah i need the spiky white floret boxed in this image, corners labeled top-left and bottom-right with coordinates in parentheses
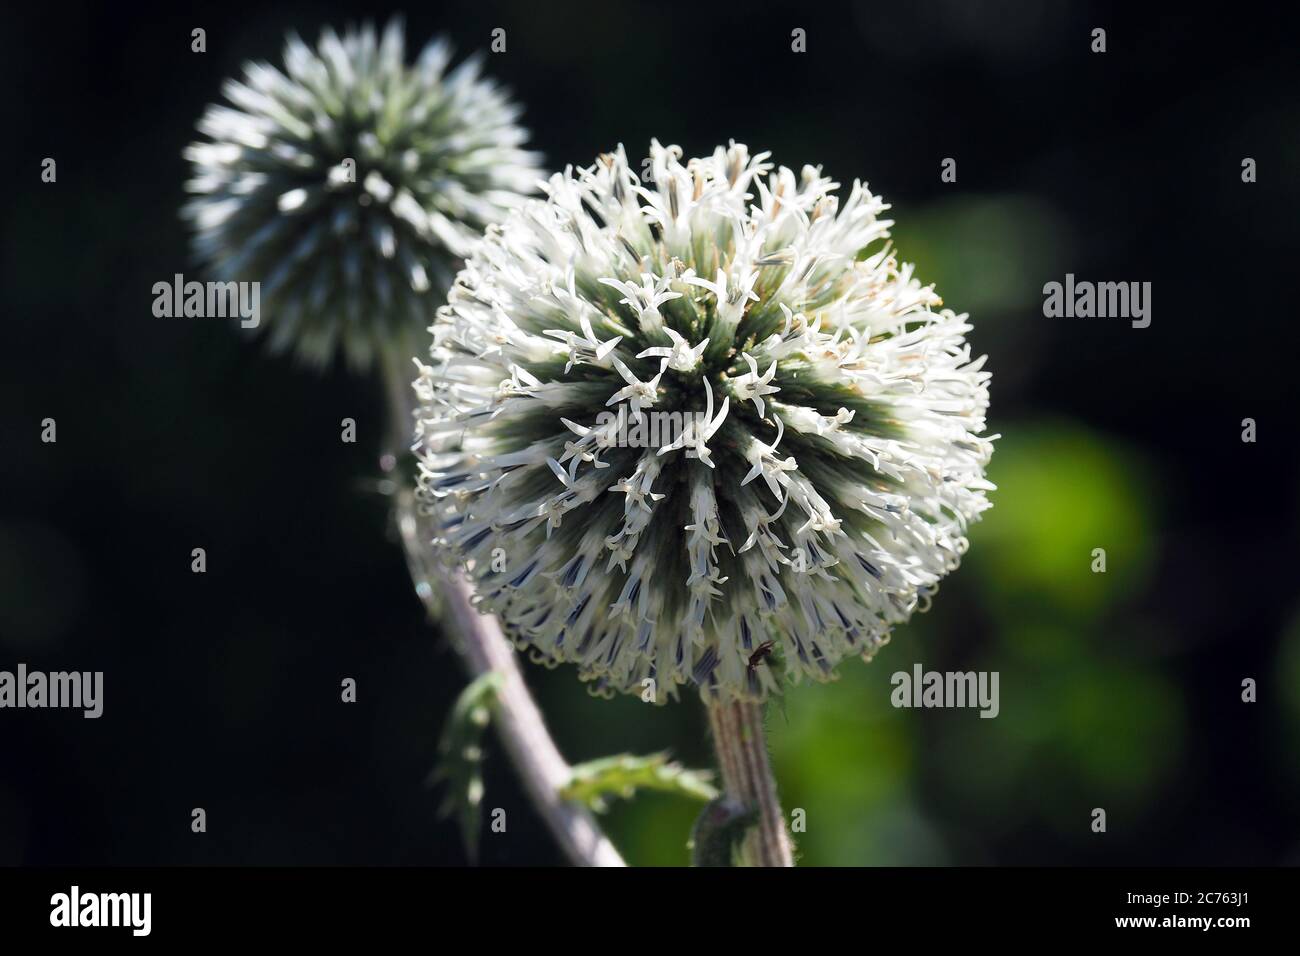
top-left (415, 141), bottom-right (995, 701)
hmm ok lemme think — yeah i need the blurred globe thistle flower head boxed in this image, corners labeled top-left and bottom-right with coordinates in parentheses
top-left (183, 19), bottom-right (543, 369)
top-left (415, 141), bottom-right (995, 701)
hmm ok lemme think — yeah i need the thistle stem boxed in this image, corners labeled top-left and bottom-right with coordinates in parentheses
top-left (380, 350), bottom-right (625, 867)
top-left (705, 699), bottom-right (794, 866)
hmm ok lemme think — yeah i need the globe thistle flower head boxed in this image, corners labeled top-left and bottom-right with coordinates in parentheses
top-left (416, 141), bottom-right (995, 702)
top-left (183, 20), bottom-right (543, 369)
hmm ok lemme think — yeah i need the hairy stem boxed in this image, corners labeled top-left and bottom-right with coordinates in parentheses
top-left (706, 700), bottom-right (794, 866)
top-left (381, 349), bottom-right (625, 867)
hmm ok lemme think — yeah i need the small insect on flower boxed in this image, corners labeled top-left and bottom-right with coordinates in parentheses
top-left (183, 19), bottom-right (543, 370)
top-left (415, 141), bottom-right (996, 703)
top-left (747, 641), bottom-right (776, 673)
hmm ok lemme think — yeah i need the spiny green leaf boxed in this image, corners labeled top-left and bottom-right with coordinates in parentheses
top-left (427, 672), bottom-right (503, 863)
top-left (561, 752), bottom-right (718, 812)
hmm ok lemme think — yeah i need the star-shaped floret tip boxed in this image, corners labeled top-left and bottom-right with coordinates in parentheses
top-left (637, 328), bottom-right (710, 372)
top-left (657, 378), bottom-right (730, 468)
top-left (606, 356), bottom-right (666, 421)
top-left (731, 353), bottom-right (781, 416)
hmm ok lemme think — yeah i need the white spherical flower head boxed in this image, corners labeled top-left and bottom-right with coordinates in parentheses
top-left (416, 141), bottom-right (995, 702)
top-left (183, 20), bottom-right (543, 369)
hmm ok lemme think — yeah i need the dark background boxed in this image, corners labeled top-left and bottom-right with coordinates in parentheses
top-left (2, 0), bottom-right (1297, 866)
